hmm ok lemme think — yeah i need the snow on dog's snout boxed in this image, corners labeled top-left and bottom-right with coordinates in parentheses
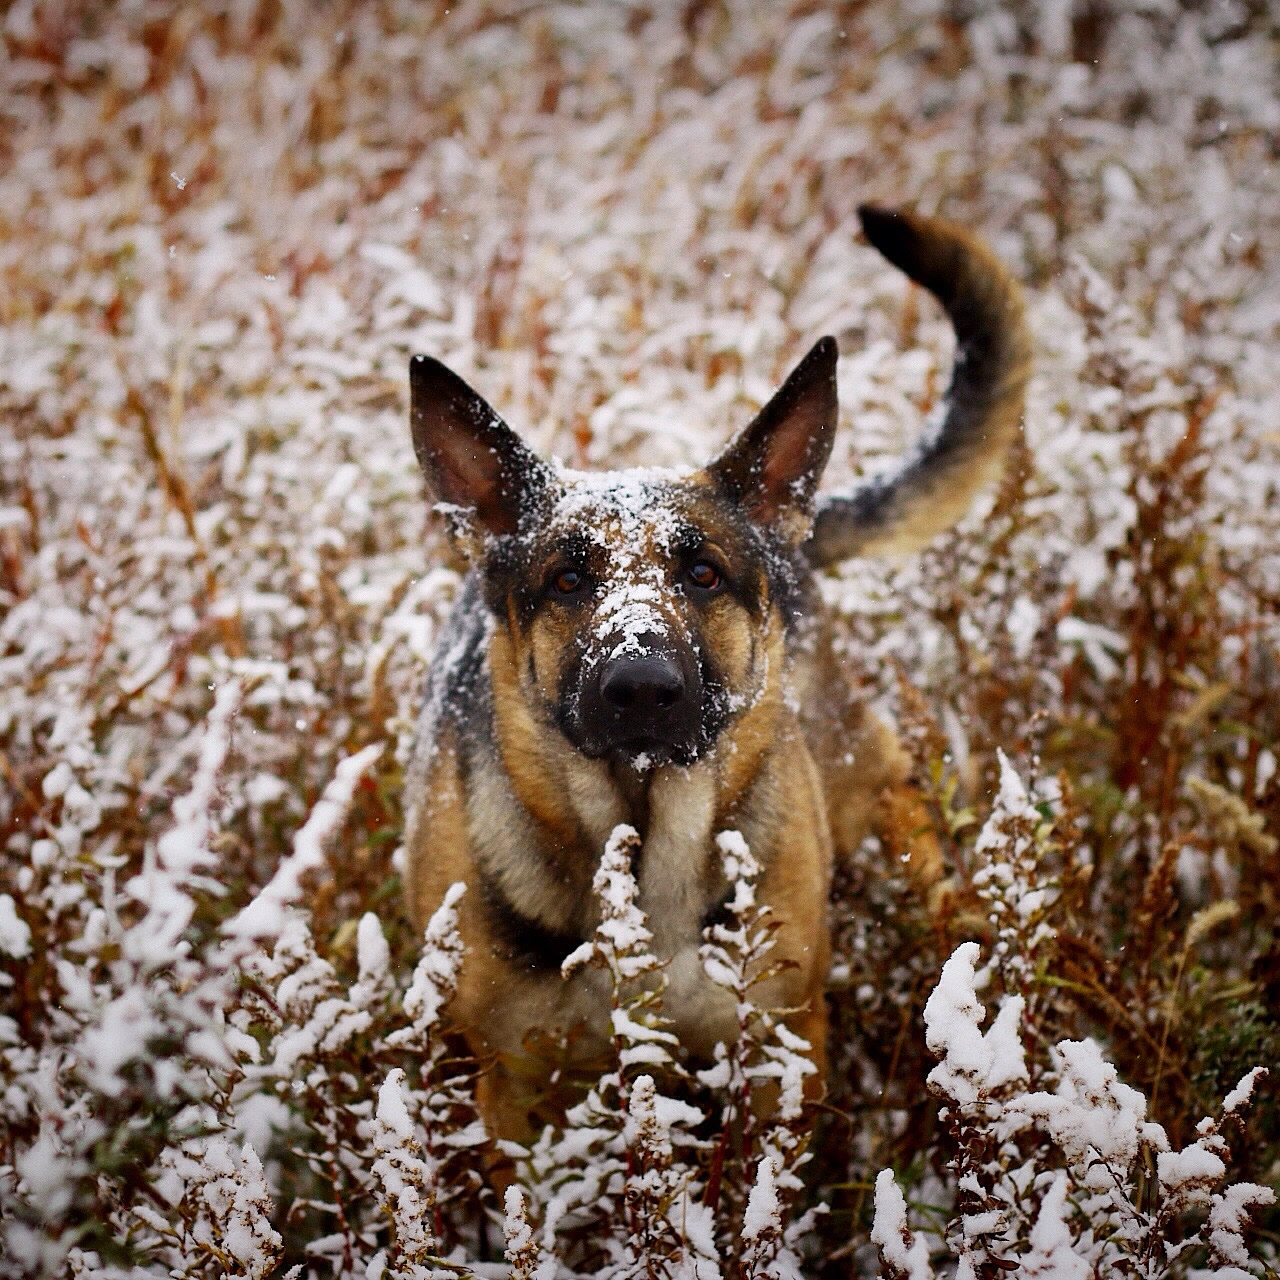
top-left (552, 466), bottom-right (696, 663)
top-left (546, 466), bottom-right (719, 767)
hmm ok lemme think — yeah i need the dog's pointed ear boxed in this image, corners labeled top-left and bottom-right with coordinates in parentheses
top-left (706, 337), bottom-right (838, 541)
top-left (409, 354), bottom-right (551, 544)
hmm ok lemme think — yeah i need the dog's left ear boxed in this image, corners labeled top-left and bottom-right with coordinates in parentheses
top-left (706, 337), bottom-right (838, 542)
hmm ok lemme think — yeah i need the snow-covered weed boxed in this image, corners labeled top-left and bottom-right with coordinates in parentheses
top-left (874, 927), bottom-right (1274, 1279)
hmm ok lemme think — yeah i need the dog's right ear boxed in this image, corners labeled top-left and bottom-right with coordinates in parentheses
top-left (409, 355), bottom-right (551, 546)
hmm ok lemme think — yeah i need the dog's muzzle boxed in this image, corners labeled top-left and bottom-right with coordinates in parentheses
top-left (571, 633), bottom-right (704, 766)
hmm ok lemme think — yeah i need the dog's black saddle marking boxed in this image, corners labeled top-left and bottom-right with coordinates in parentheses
top-left (479, 873), bottom-right (584, 972)
top-left (480, 868), bottom-right (736, 972)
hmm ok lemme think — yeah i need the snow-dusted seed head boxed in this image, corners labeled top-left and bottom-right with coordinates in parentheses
top-left (408, 342), bottom-right (838, 768)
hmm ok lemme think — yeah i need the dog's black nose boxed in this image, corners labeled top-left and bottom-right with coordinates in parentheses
top-left (572, 635), bottom-right (704, 765)
top-left (600, 655), bottom-right (685, 712)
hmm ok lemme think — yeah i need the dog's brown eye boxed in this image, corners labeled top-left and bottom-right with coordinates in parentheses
top-left (687, 561), bottom-right (721, 591)
top-left (553, 569), bottom-right (583, 595)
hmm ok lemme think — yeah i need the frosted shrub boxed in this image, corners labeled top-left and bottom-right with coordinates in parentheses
top-left (869, 1170), bottom-right (934, 1280)
top-left (919, 941), bottom-right (1029, 1278)
top-left (873, 934), bottom-right (1274, 1279)
top-left (232, 887), bottom-right (481, 1271)
top-left (1019, 1173), bottom-right (1088, 1280)
top-left (138, 1136), bottom-right (281, 1280)
top-left (502, 1187), bottom-right (555, 1280)
top-left (2, 687), bottom-right (256, 1273)
top-left (367, 1070), bottom-right (438, 1279)
top-left (698, 831), bottom-right (821, 1279)
top-left (0, 690), bottom-right (477, 1275)
top-left (382, 883), bottom-right (487, 1225)
top-left (969, 750), bottom-right (1058, 1010)
top-left (508, 823), bottom-right (826, 1280)
top-left (518, 825), bottom-right (715, 1276)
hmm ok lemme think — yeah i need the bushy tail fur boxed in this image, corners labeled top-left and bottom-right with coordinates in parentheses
top-left (806, 206), bottom-right (1031, 567)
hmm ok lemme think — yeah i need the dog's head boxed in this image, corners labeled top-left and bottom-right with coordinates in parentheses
top-left (408, 340), bottom-right (837, 769)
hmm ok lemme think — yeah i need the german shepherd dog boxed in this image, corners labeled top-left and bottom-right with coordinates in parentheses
top-left (402, 207), bottom-right (1030, 1141)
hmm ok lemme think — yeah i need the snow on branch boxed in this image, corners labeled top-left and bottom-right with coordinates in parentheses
top-left (389, 881), bottom-right (467, 1047)
top-left (227, 742), bottom-right (383, 938)
top-left (870, 1169), bottom-right (935, 1280)
top-left (561, 823), bottom-right (655, 985)
top-left (368, 1069), bottom-right (439, 1280)
top-left (923, 941), bottom-right (1027, 1114)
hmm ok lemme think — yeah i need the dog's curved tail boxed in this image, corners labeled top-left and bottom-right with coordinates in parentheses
top-left (805, 206), bottom-right (1031, 568)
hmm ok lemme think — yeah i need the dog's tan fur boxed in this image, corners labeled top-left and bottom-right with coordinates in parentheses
top-left (402, 206), bottom-right (1030, 1144)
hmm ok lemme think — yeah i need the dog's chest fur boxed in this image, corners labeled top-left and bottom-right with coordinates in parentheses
top-left (469, 705), bottom-right (726, 953)
top-left (526, 754), bottom-right (734, 1048)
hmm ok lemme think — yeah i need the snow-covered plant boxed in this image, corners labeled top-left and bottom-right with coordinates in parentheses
top-left (870, 1170), bottom-right (935, 1280)
top-left (873, 940), bottom-right (1275, 1279)
top-left (697, 830), bottom-right (820, 1278)
top-left (231, 884), bottom-right (481, 1271)
top-left (1006, 1045), bottom-right (1274, 1277)
top-left (920, 940), bottom-right (1029, 1278)
top-left (618, 1073), bottom-right (717, 1280)
top-left (384, 883), bottom-right (486, 1225)
top-left (134, 1135), bottom-right (282, 1280)
top-left (1018, 1173), bottom-right (1087, 1280)
top-left (2, 684), bottom-right (249, 1272)
top-left (970, 752), bottom-right (1059, 1013)
top-left (233, 911), bottom-right (385, 1270)
top-left (366, 1069), bottom-right (438, 1280)
top-left (519, 825), bottom-right (714, 1276)
top-left (513, 823), bottom-right (831, 1280)
top-left (503, 1187), bottom-right (555, 1280)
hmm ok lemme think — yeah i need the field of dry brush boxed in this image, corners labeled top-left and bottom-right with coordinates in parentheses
top-left (2, 2), bottom-right (1278, 1276)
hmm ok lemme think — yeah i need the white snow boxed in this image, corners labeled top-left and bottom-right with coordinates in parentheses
top-left (870, 1169), bottom-right (935, 1280)
top-left (1021, 1173), bottom-right (1088, 1279)
top-left (1006, 1038), bottom-right (1168, 1191)
top-left (1222, 1066), bottom-right (1267, 1116)
top-left (742, 1154), bottom-right (781, 1244)
top-left (375, 1069), bottom-right (414, 1142)
top-left (923, 942), bottom-right (1028, 1110)
top-left (0, 894), bottom-right (31, 959)
top-left (226, 743), bottom-right (383, 937)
